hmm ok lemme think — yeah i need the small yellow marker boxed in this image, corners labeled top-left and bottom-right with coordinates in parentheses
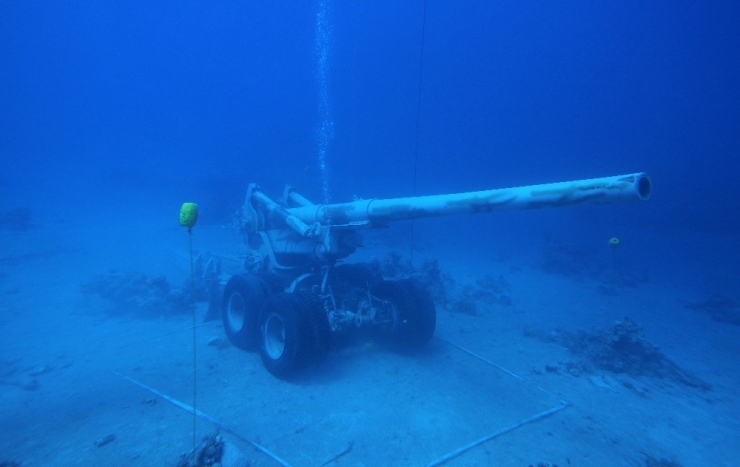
top-left (179, 202), bottom-right (199, 230)
top-left (608, 237), bottom-right (620, 250)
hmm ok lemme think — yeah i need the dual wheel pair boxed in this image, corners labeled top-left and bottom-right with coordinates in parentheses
top-left (221, 269), bottom-right (436, 380)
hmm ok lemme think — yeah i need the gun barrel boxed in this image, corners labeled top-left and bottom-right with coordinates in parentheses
top-left (286, 172), bottom-right (651, 226)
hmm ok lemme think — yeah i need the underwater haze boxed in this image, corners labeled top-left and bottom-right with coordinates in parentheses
top-left (1, 1), bottom-right (740, 466)
top-left (2, 2), bottom-right (739, 229)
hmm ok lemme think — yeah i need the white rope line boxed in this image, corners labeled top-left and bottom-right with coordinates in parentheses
top-left (113, 371), bottom-right (293, 467)
top-left (113, 335), bottom-right (569, 467)
top-left (425, 403), bottom-right (570, 467)
top-left (419, 335), bottom-right (571, 466)
top-left (437, 335), bottom-right (570, 406)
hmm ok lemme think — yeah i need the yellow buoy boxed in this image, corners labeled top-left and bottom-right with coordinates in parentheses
top-left (179, 202), bottom-right (199, 229)
top-left (608, 237), bottom-right (620, 250)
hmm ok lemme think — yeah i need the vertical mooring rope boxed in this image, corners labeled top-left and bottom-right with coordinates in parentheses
top-left (410, 0), bottom-right (428, 270)
top-left (187, 228), bottom-right (197, 449)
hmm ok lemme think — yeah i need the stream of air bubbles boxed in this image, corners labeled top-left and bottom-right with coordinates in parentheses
top-left (315, 0), bottom-right (333, 203)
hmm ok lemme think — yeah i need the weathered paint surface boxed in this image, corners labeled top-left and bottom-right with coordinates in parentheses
top-left (282, 173), bottom-right (650, 226)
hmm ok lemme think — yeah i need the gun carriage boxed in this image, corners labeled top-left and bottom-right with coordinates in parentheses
top-left (202, 173), bottom-right (651, 379)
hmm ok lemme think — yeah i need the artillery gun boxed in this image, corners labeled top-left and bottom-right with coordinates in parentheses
top-left (204, 173), bottom-right (651, 379)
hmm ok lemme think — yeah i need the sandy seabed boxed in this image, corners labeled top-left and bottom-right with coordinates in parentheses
top-left (1, 221), bottom-right (738, 467)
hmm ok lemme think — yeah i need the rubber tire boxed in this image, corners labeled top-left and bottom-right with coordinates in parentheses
top-left (372, 279), bottom-right (436, 350)
top-left (259, 292), bottom-right (330, 379)
top-left (296, 290), bottom-right (331, 365)
top-left (259, 272), bottom-right (285, 294)
top-left (222, 274), bottom-right (268, 350)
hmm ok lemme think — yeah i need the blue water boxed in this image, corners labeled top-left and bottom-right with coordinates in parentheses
top-left (2, 2), bottom-right (739, 227)
top-left (1, 1), bottom-right (739, 466)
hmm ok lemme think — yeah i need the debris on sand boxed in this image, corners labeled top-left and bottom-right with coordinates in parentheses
top-left (527, 318), bottom-right (711, 391)
top-left (176, 432), bottom-right (250, 467)
top-left (80, 271), bottom-right (196, 317)
top-left (207, 337), bottom-right (230, 350)
top-left (643, 453), bottom-right (683, 467)
top-left (176, 432), bottom-right (224, 467)
top-left (94, 434), bottom-right (116, 447)
top-left (684, 293), bottom-right (740, 325)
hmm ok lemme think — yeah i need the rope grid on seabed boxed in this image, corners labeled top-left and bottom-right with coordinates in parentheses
top-left (426, 337), bottom-right (572, 467)
top-left (114, 333), bottom-right (571, 467)
top-left (113, 371), bottom-right (293, 467)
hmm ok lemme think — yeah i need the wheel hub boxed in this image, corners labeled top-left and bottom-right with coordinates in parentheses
top-left (226, 293), bottom-right (246, 331)
top-left (264, 313), bottom-right (286, 360)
